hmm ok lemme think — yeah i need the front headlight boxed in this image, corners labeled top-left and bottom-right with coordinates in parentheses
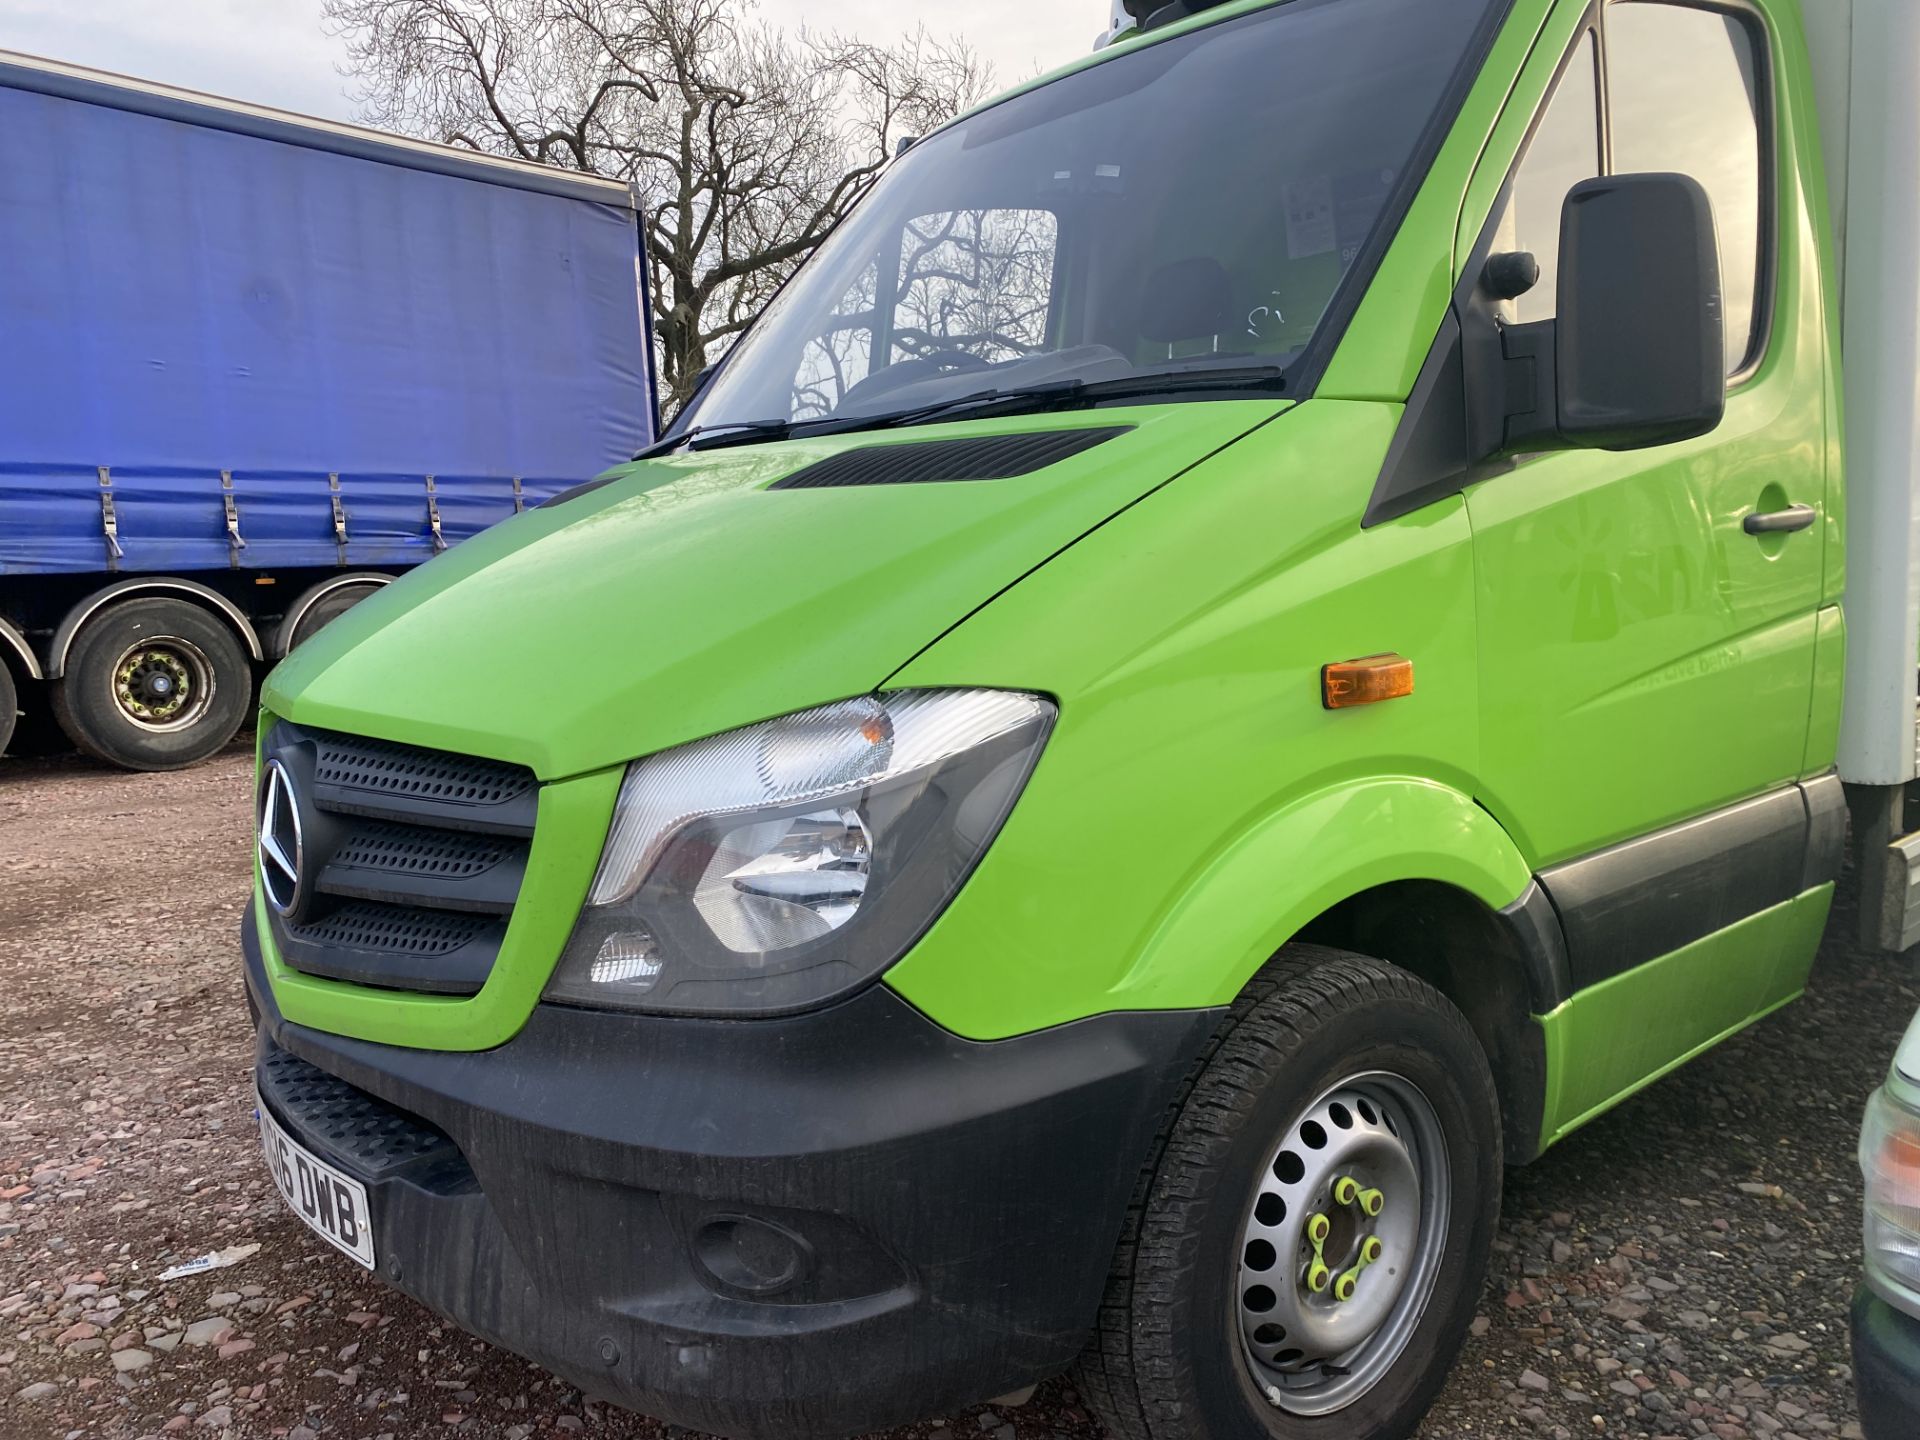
top-left (1861, 1081), bottom-right (1920, 1320)
top-left (544, 689), bottom-right (1055, 1016)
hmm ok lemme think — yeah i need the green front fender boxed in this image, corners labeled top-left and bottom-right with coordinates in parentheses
top-left (888, 770), bottom-right (1533, 1040)
top-left (1110, 775), bottom-right (1535, 1013)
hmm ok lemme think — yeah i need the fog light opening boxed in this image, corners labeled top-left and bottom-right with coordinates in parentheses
top-left (693, 1215), bottom-right (814, 1298)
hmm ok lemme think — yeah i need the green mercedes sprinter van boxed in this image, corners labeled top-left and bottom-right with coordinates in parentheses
top-left (243, 0), bottom-right (1849, 1436)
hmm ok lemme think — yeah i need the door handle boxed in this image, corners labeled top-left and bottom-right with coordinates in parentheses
top-left (1743, 504), bottom-right (1817, 536)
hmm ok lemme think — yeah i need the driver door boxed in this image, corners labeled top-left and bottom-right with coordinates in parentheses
top-left (1468, 3), bottom-right (1827, 872)
top-left (1461, 2), bottom-right (1834, 1131)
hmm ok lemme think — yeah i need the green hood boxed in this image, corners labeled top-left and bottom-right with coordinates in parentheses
top-left (264, 402), bottom-right (1284, 779)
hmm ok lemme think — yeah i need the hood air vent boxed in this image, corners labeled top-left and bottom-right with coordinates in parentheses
top-left (771, 427), bottom-right (1131, 491)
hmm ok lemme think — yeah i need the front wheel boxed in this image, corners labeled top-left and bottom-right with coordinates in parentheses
top-left (1078, 947), bottom-right (1501, 1440)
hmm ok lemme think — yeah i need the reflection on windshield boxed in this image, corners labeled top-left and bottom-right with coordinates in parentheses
top-left (683, 0), bottom-right (1499, 435)
top-left (794, 209), bottom-right (1063, 420)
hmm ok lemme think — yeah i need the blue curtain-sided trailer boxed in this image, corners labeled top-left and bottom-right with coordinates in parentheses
top-left (0, 50), bottom-right (656, 770)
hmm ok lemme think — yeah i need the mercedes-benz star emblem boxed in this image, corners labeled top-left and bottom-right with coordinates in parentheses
top-left (258, 759), bottom-right (305, 917)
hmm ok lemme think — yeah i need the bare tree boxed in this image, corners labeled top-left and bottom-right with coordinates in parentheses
top-left (323, 0), bottom-right (993, 412)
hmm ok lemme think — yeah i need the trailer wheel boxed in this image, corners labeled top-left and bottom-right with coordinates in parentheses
top-left (0, 661), bottom-right (16, 758)
top-left (283, 578), bottom-right (384, 652)
top-left (51, 598), bottom-right (252, 771)
top-left (1076, 947), bottom-right (1501, 1440)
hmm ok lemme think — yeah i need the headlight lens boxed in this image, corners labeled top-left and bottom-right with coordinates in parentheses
top-left (545, 689), bottom-right (1055, 1016)
top-left (1861, 1082), bottom-right (1920, 1319)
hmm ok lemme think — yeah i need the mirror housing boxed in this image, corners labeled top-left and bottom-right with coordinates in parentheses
top-left (1557, 173), bottom-right (1727, 449)
top-left (1474, 173), bottom-right (1726, 458)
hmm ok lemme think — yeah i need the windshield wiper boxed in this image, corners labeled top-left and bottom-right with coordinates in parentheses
top-left (630, 417), bottom-right (793, 461)
top-left (685, 418), bottom-right (795, 451)
top-left (789, 366), bottom-right (1292, 440)
top-left (828, 366), bottom-right (1290, 432)
top-left (638, 365), bottom-right (1289, 459)
top-left (805, 382), bottom-right (1088, 435)
top-left (639, 392), bottom-right (1053, 459)
top-left (1072, 366), bottom-right (1291, 403)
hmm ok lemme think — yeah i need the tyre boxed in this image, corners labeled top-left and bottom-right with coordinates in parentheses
top-left (1077, 947), bottom-right (1502, 1440)
top-left (0, 660), bottom-right (15, 758)
top-left (51, 598), bottom-right (252, 772)
top-left (283, 579), bottom-right (383, 652)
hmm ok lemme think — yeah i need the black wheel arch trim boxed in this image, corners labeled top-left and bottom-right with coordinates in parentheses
top-left (1496, 878), bottom-right (1572, 1013)
top-left (48, 578), bottom-right (265, 678)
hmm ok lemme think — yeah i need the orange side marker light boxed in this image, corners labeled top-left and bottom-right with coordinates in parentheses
top-left (1322, 654), bottom-right (1414, 710)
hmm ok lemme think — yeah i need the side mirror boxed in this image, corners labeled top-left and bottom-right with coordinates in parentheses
top-left (1558, 174), bottom-right (1727, 449)
top-left (1475, 173), bottom-right (1726, 458)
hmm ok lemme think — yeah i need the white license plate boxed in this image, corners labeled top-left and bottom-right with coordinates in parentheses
top-left (257, 1094), bottom-right (376, 1270)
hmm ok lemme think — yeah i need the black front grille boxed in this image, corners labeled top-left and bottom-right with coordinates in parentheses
top-left (306, 730), bottom-right (539, 836)
top-left (314, 733), bottom-right (535, 808)
top-left (262, 722), bottom-right (537, 997)
top-left (286, 902), bottom-right (497, 956)
top-left (330, 821), bottom-right (519, 881)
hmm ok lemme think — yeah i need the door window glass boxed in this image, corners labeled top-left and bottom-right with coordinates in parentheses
top-left (1489, 32), bottom-right (1601, 325)
top-left (1607, 2), bottom-right (1766, 374)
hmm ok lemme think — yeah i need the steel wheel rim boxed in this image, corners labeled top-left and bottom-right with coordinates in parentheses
top-left (110, 636), bottom-right (216, 732)
top-left (1235, 1071), bottom-right (1451, 1417)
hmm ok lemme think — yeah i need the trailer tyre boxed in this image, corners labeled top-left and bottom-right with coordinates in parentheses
top-left (1076, 947), bottom-right (1501, 1440)
top-left (0, 660), bottom-right (16, 758)
top-left (284, 579), bottom-right (384, 652)
top-left (51, 598), bottom-right (252, 771)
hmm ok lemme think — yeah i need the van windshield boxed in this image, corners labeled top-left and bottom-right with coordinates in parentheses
top-left (677, 0), bottom-right (1499, 439)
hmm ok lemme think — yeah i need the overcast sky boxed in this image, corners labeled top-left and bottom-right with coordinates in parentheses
top-left (0, 0), bottom-right (1102, 122)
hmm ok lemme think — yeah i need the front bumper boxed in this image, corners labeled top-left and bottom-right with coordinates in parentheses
top-left (243, 919), bottom-right (1218, 1439)
top-left (1852, 1286), bottom-right (1920, 1440)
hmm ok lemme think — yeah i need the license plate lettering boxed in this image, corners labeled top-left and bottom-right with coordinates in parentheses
top-left (332, 1181), bottom-right (361, 1250)
top-left (257, 1094), bottom-right (375, 1270)
top-left (266, 1131), bottom-right (293, 1195)
top-left (295, 1153), bottom-right (320, 1216)
top-left (302, 1156), bottom-right (335, 1231)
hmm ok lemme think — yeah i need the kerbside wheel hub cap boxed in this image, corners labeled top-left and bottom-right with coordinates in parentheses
top-left (1237, 1072), bottom-right (1451, 1416)
top-left (110, 638), bottom-right (216, 731)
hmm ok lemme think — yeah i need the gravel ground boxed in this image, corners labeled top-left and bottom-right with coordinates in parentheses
top-left (0, 748), bottom-right (1907, 1440)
